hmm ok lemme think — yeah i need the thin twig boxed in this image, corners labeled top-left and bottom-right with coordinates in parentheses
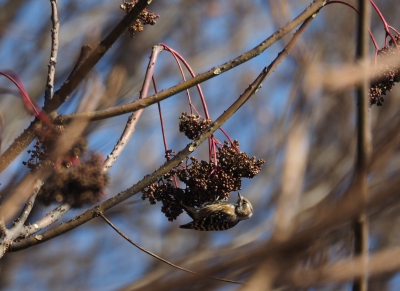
top-left (103, 45), bottom-right (164, 171)
top-left (66, 45), bottom-right (92, 81)
top-left (44, 0), bottom-right (59, 101)
top-left (98, 212), bottom-right (244, 285)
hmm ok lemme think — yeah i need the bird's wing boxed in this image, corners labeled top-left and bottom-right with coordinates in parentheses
top-left (179, 211), bottom-right (238, 231)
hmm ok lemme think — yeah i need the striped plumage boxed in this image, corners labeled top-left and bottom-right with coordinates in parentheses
top-left (179, 193), bottom-right (253, 231)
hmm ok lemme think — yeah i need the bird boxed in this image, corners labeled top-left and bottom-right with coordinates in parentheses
top-left (179, 193), bottom-right (253, 231)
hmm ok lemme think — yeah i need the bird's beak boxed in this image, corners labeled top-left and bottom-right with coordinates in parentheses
top-left (238, 193), bottom-right (242, 199)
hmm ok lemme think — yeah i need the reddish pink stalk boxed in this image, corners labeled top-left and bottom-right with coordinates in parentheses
top-left (326, 1), bottom-right (379, 51)
top-left (159, 43), bottom-right (210, 119)
top-left (157, 44), bottom-right (238, 169)
top-left (369, 0), bottom-right (399, 49)
top-left (153, 76), bottom-right (179, 188)
top-left (0, 71), bottom-right (52, 126)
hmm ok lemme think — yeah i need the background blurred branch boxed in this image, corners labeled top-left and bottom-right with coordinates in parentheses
top-left (352, 1), bottom-right (371, 290)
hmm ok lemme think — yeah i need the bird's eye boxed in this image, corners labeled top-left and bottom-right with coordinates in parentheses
top-left (243, 201), bottom-right (247, 205)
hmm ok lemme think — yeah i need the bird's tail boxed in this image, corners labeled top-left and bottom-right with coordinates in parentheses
top-left (179, 222), bottom-right (194, 229)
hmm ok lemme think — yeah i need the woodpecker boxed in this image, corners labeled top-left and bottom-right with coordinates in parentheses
top-left (179, 193), bottom-right (253, 231)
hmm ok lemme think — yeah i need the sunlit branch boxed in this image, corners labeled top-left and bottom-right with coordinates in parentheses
top-left (44, 0), bottom-right (60, 101)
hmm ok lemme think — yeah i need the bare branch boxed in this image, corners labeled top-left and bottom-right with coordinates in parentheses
top-left (66, 45), bottom-right (92, 81)
top-left (9, 180), bottom-right (42, 231)
top-left (103, 45), bottom-right (164, 171)
top-left (0, 179), bottom-right (43, 259)
top-left (23, 203), bottom-right (71, 238)
top-left (44, 0), bottom-right (60, 101)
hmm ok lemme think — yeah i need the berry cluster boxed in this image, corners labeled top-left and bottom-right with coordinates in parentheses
top-left (370, 35), bottom-right (400, 106)
top-left (142, 140), bottom-right (264, 221)
top-left (120, 1), bottom-right (160, 38)
top-left (179, 112), bottom-right (212, 140)
top-left (142, 183), bottom-right (185, 221)
top-left (23, 125), bottom-right (109, 207)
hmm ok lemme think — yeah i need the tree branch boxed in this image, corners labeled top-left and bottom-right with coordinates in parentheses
top-left (103, 45), bottom-right (164, 171)
top-left (44, 0), bottom-right (59, 101)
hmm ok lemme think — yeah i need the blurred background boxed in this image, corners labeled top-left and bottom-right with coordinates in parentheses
top-left (1, 0), bottom-right (400, 290)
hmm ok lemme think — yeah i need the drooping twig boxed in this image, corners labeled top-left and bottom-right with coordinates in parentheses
top-left (44, 0), bottom-right (60, 102)
top-left (98, 212), bottom-right (244, 285)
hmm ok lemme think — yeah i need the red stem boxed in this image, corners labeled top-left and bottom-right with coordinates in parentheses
top-left (0, 71), bottom-right (52, 126)
top-left (152, 77), bottom-right (168, 154)
top-left (159, 43), bottom-right (210, 119)
top-left (153, 76), bottom-right (179, 188)
top-left (369, 0), bottom-right (399, 49)
top-left (326, 1), bottom-right (379, 51)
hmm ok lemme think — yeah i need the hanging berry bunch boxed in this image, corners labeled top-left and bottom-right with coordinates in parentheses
top-left (139, 44), bottom-right (264, 222)
top-left (179, 112), bottom-right (212, 140)
top-left (142, 112), bottom-right (264, 221)
top-left (370, 35), bottom-right (400, 106)
top-left (120, 0), bottom-right (160, 38)
top-left (23, 125), bottom-right (109, 207)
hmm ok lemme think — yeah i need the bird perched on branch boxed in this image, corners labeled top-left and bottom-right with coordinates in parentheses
top-left (179, 193), bottom-right (253, 231)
